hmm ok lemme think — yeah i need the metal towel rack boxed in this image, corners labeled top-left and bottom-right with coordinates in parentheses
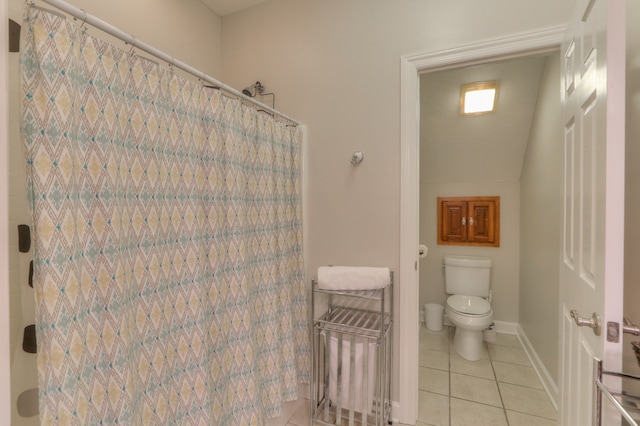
top-left (594, 358), bottom-right (640, 425)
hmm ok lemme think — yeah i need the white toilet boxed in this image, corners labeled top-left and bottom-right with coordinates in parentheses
top-left (444, 255), bottom-right (493, 361)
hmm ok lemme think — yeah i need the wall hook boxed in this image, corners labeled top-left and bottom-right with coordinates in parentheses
top-left (351, 151), bottom-right (364, 165)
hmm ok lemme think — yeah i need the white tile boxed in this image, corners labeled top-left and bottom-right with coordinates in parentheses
top-left (489, 333), bottom-right (522, 348)
top-left (450, 372), bottom-right (502, 408)
top-left (419, 366), bottom-right (449, 395)
top-left (421, 323), bottom-right (450, 336)
top-left (506, 410), bottom-right (558, 426)
top-left (420, 348), bottom-right (449, 371)
top-left (418, 390), bottom-right (449, 426)
top-left (499, 382), bottom-right (557, 420)
top-left (488, 344), bottom-right (531, 366)
top-left (420, 329), bottom-right (450, 353)
top-left (493, 360), bottom-right (543, 389)
top-left (450, 350), bottom-right (494, 380)
top-left (450, 398), bottom-right (508, 426)
top-left (450, 337), bottom-right (489, 360)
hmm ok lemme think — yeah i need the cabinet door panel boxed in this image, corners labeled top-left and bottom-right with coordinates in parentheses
top-left (437, 196), bottom-right (500, 247)
top-left (438, 199), bottom-right (467, 243)
top-left (468, 201), bottom-right (495, 244)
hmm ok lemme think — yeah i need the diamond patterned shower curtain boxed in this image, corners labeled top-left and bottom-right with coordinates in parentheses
top-left (21, 8), bottom-right (308, 425)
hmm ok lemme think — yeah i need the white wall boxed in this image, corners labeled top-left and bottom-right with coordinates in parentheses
top-left (220, 0), bottom-right (574, 404)
top-left (519, 54), bottom-right (562, 383)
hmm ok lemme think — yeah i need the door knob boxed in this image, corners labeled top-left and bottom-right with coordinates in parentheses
top-left (570, 310), bottom-right (601, 336)
top-left (623, 318), bottom-right (640, 336)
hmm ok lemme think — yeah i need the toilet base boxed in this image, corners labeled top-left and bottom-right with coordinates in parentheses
top-left (453, 327), bottom-right (485, 361)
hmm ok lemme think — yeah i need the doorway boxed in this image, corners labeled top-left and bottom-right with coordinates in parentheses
top-left (397, 26), bottom-right (565, 425)
top-left (416, 52), bottom-right (562, 425)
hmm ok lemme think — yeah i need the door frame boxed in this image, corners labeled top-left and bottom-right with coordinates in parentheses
top-left (398, 25), bottom-right (565, 424)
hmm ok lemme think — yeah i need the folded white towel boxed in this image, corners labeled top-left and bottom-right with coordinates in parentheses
top-left (317, 266), bottom-right (390, 291)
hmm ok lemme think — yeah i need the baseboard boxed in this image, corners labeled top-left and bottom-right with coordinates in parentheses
top-left (420, 316), bottom-right (520, 336)
top-left (420, 311), bottom-right (517, 332)
top-left (517, 325), bottom-right (559, 410)
top-left (298, 383), bottom-right (310, 400)
top-left (493, 320), bottom-right (519, 335)
top-left (391, 400), bottom-right (400, 424)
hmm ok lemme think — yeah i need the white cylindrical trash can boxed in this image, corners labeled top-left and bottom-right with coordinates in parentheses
top-left (425, 303), bottom-right (444, 331)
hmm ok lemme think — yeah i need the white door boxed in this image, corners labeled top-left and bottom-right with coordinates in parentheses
top-left (559, 0), bottom-right (626, 425)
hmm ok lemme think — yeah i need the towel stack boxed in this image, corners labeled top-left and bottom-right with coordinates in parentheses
top-left (317, 266), bottom-right (390, 291)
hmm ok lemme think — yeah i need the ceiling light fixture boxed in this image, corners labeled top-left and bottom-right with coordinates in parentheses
top-left (460, 81), bottom-right (499, 115)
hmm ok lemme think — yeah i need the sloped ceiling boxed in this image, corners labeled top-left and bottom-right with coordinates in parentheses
top-left (199, 0), bottom-right (269, 16)
top-left (420, 55), bottom-right (551, 183)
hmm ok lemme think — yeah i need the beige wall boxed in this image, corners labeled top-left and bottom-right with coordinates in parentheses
top-left (221, 0), bottom-right (574, 288)
top-left (221, 0), bottom-right (574, 401)
top-left (519, 55), bottom-right (562, 383)
top-left (417, 56), bottom-right (548, 325)
top-left (419, 181), bottom-right (521, 323)
top-left (10, 0), bottom-right (222, 77)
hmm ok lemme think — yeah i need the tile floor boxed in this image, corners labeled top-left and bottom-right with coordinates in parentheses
top-left (417, 325), bottom-right (557, 426)
top-left (268, 324), bottom-right (558, 425)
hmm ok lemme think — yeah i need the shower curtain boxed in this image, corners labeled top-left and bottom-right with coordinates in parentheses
top-left (21, 8), bottom-right (308, 425)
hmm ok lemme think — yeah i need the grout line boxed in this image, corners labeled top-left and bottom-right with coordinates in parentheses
top-left (448, 360), bottom-right (451, 425)
top-left (487, 341), bottom-right (510, 425)
top-left (502, 407), bottom-right (558, 422)
top-left (448, 327), bottom-right (452, 426)
top-left (424, 331), bottom-right (552, 426)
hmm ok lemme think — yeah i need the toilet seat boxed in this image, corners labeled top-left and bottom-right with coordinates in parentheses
top-left (445, 294), bottom-right (493, 361)
top-left (446, 294), bottom-right (491, 316)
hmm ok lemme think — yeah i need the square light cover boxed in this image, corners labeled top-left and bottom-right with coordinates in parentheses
top-left (460, 81), bottom-right (499, 115)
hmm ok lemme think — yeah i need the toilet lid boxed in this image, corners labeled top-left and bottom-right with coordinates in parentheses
top-left (447, 295), bottom-right (491, 316)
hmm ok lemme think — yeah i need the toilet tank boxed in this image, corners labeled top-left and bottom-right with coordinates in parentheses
top-left (444, 255), bottom-right (492, 297)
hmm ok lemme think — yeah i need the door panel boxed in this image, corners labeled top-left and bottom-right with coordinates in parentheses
top-left (441, 200), bottom-right (466, 243)
top-left (468, 201), bottom-right (493, 243)
top-left (559, 0), bottom-right (626, 424)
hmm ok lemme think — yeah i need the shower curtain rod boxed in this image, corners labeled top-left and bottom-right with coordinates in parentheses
top-left (37, 0), bottom-right (301, 126)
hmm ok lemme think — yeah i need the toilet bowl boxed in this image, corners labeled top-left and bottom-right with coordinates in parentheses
top-left (446, 294), bottom-right (493, 361)
top-left (443, 255), bottom-right (493, 362)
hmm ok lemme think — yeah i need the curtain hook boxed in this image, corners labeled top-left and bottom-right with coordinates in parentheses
top-left (79, 9), bottom-right (88, 34)
top-left (127, 35), bottom-right (136, 56)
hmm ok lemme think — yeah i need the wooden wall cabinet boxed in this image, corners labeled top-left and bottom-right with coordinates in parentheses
top-left (437, 196), bottom-right (500, 247)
